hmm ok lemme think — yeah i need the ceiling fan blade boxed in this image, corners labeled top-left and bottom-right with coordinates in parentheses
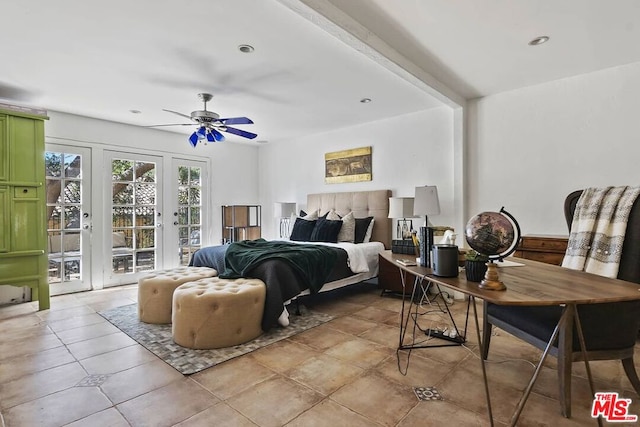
top-left (221, 126), bottom-right (257, 139)
top-left (212, 129), bottom-right (225, 142)
top-left (162, 109), bottom-right (193, 120)
top-left (188, 132), bottom-right (199, 148)
top-left (144, 123), bottom-right (192, 127)
top-left (218, 117), bottom-right (254, 125)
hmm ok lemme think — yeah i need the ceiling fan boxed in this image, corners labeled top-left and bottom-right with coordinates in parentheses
top-left (148, 93), bottom-right (257, 147)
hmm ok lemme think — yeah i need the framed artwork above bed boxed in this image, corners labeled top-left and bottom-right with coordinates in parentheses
top-left (324, 146), bottom-right (372, 184)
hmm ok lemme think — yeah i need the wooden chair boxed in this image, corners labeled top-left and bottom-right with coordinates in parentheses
top-left (481, 189), bottom-right (640, 417)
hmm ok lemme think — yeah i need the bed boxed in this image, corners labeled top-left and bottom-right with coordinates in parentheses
top-left (190, 189), bottom-right (391, 331)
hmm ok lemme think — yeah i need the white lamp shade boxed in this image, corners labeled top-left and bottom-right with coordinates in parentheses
top-left (274, 202), bottom-right (296, 218)
top-left (388, 197), bottom-right (416, 218)
top-left (413, 186), bottom-right (441, 216)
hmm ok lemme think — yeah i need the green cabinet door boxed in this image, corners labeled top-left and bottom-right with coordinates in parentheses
top-left (0, 115), bottom-right (6, 181)
top-left (9, 116), bottom-right (45, 183)
top-left (0, 186), bottom-right (7, 252)
top-left (12, 188), bottom-right (44, 251)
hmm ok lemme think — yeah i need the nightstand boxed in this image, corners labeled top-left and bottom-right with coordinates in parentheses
top-left (378, 250), bottom-right (418, 294)
top-left (514, 234), bottom-right (569, 266)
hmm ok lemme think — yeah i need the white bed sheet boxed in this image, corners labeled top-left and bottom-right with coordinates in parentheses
top-left (285, 240), bottom-right (384, 274)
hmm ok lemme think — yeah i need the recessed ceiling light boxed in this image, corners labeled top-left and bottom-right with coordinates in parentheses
top-left (129, 109), bottom-right (142, 114)
top-left (360, 98), bottom-right (372, 103)
top-left (238, 44), bottom-right (255, 53)
top-left (528, 36), bottom-right (549, 46)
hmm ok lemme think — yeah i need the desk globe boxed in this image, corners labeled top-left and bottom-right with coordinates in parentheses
top-left (464, 208), bottom-right (521, 290)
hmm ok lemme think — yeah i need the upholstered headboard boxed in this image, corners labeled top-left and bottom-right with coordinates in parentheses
top-left (307, 190), bottom-right (392, 249)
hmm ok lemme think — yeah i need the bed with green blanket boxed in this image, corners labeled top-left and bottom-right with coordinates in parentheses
top-left (191, 189), bottom-right (392, 331)
top-left (190, 239), bottom-right (354, 331)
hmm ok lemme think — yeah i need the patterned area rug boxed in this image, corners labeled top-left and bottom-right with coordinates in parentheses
top-left (99, 303), bottom-right (333, 375)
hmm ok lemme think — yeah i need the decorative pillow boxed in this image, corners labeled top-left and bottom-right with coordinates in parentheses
top-left (290, 217), bottom-right (317, 241)
top-left (363, 218), bottom-right (375, 243)
top-left (327, 210), bottom-right (355, 243)
top-left (354, 216), bottom-right (375, 243)
top-left (288, 210), bottom-right (319, 239)
top-left (310, 218), bottom-right (343, 243)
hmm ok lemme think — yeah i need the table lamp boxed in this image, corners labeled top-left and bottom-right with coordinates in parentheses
top-left (388, 197), bottom-right (416, 239)
top-left (413, 185), bottom-right (441, 267)
top-left (274, 202), bottom-right (296, 238)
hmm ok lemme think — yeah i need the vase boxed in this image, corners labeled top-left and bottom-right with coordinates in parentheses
top-left (465, 260), bottom-right (488, 282)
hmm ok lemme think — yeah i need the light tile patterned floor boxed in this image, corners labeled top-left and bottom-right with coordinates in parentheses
top-left (1, 282), bottom-right (639, 426)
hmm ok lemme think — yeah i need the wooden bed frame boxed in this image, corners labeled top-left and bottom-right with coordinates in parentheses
top-left (306, 189), bottom-right (392, 249)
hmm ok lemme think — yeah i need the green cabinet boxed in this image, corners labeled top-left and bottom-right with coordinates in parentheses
top-left (0, 105), bottom-right (49, 310)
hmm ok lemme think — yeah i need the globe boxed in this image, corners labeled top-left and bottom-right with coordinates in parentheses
top-left (465, 208), bottom-right (521, 260)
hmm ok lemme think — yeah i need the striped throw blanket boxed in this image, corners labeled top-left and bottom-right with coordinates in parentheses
top-left (562, 186), bottom-right (640, 278)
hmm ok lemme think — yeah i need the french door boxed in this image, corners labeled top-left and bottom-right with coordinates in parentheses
top-left (171, 159), bottom-right (207, 266)
top-left (104, 151), bottom-right (163, 286)
top-left (45, 145), bottom-right (92, 295)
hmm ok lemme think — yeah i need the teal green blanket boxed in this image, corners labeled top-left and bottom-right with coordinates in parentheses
top-left (220, 239), bottom-right (338, 294)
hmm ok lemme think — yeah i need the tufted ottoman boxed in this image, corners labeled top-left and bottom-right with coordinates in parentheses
top-left (172, 277), bottom-right (266, 349)
top-left (138, 267), bottom-right (217, 324)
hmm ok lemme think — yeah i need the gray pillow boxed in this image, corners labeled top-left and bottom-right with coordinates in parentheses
top-left (327, 210), bottom-right (355, 243)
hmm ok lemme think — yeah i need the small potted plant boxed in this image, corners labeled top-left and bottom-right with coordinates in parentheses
top-left (465, 250), bottom-right (489, 282)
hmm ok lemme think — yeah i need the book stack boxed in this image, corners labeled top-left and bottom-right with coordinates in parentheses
top-left (391, 239), bottom-right (416, 255)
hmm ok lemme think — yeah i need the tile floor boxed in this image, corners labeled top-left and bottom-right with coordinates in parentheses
top-left (1, 282), bottom-right (639, 426)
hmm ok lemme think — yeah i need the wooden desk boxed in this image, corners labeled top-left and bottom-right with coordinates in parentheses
top-left (380, 250), bottom-right (640, 426)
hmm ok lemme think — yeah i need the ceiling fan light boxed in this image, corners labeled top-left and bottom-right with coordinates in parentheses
top-left (206, 130), bottom-right (215, 142)
top-left (196, 126), bottom-right (207, 138)
top-left (188, 132), bottom-right (199, 147)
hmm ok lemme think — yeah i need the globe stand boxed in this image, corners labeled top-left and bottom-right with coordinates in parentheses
top-left (479, 261), bottom-right (506, 291)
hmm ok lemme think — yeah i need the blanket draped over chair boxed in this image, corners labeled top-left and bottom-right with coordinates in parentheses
top-left (562, 186), bottom-right (640, 278)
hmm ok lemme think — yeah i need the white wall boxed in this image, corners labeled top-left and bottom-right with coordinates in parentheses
top-left (467, 61), bottom-right (640, 236)
top-left (258, 107), bottom-right (456, 239)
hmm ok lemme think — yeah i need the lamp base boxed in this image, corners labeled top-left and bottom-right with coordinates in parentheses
top-left (479, 262), bottom-right (506, 291)
top-left (279, 217), bottom-right (291, 239)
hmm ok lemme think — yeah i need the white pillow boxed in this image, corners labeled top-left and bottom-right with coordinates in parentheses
top-left (363, 218), bottom-right (375, 243)
top-left (327, 210), bottom-right (355, 243)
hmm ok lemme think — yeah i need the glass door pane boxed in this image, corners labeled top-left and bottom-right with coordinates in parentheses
top-left (105, 152), bottom-right (162, 286)
top-left (45, 146), bottom-right (92, 295)
top-left (173, 160), bottom-right (206, 266)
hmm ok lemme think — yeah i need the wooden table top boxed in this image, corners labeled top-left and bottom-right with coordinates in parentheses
top-left (380, 250), bottom-right (640, 306)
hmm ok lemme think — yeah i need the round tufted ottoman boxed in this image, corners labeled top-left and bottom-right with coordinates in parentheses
top-left (172, 277), bottom-right (266, 349)
top-left (138, 267), bottom-right (217, 324)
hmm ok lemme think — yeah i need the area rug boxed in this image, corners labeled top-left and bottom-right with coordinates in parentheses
top-left (98, 303), bottom-right (333, 375)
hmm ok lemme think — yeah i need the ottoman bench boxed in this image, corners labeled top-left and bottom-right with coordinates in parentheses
top-left (172, 277), bottom-right (266, 349)
top-left (138, 267), bottom-right (217, 324)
